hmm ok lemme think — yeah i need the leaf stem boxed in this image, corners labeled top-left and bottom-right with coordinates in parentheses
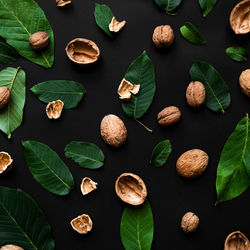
top-left (135, 119), bottom-right (153, 132)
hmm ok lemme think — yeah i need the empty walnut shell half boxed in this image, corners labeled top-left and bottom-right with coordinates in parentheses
top-left (224, 231), bottom-right (250, 250)
top-left (56, 0), bottom-right (71, 7)
top-left (65, 38), bottom-right (100, 65)
top-left (109, 17), bottom-right (126, 32)
top-left (81, 177), bottom-right (98, 195)
top-left (0, 245), bottom-right (24, 250)
top-left (230, 0), bottom-right (250, 34)
top-left (46, 100), bottom-right (64, 119)
top-left (118, 78), bottom-right (140, 100)
top-left (115, 173), bottom-right (147, 205)
top-left (0, 152), bottom-right (13, 174)
top-left (70, 214), bottom-right (93, 234)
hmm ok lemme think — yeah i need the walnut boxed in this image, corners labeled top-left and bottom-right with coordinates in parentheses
top-left (115, 173), bottom-right (147, 205)
top-left (46, 100), bottom-right (64, 119)
top-left (181, 212), bottom-right (199, 233)
top-left (186, 81), bottom-right (206, 107)
top-left (109, 17), bottom-right (126, 32)
top-left (0, 245), bottom-right (23, 250)
top-left (230, 0), bottom-right (250, 34)
top-left (70, 214), bottom-right (93, 234)
top-left (100, 114), bottom-right (127, 147)
top-left (224, 231), bottom-right (250, 250)
top-left (152, 25), bottom-right (174, 48)
top-left (81, 177), bottom-right (98, 195)
top-left (65, 38), bottom-right (100, 65)
top-left (29, 31), bottom-right (50, 50)
top-left (0, 86), bottom-right (11, 109)
top-left (239, 69), bottom-right (250, 97)
top-left (157, 106), bottom-right (181, 126)
top-left (176, 149), bottom-right (209, 178)
top-left (56, 0), bottom-right (71, 7)
top-left (0, 152), bottom-right (13, 174)
top-left (117, 78), bottom-right (140, 100)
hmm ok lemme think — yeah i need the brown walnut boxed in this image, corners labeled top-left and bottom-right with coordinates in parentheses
top-left (181, 212), bottom-right (199, 233)
top-left (80, 177), bottom-right (98, 195)
top-left (65, 38), bottom-right (100, 65)
top-left (0, 245), bottom-right (24, 250)
top-left (152, 25), bottom-right (174, 48)
top-left (0, 152), bottom-right (13, 174)
top-left (56, 0), bottom-right (71, 7)
top-left (176, 149), bottom-right (209, 178)
top-left (70, 214), bottom-right (93, 234)
top-left (29, 31), bottom-right (50, 50)
top-left (115, 173), bottom-right (147, 205)
top-left (224, 231), bottom-right (250, 250)
top-left (230, 0), bottom-right (250, 34)
top-left (239, 69), bottom-right (250, 97)
top-left (0, 86), bottom-right (11, 109)
top-left (100, 114), bottom-right (127, 147)
top-left (157, 106), bottom-right (181, 126)
top-left (186, 81), bottom-right (206, 108)
top-left (46, 100), bottom-right (64, 119)
top-left (109, 17), bottom-right (126, 32)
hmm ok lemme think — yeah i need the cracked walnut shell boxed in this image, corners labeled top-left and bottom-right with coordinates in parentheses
top-left (186, 81), bottom-right (206, 108)
top-left (230, 0), bottom-right (250, 34)
top-left (71, 214), bottom-right (93, 234)
top-left (109, 17), bottom-right (126, 32)
top-left (239, 69), bottom-right (250, 97)
top-left (0, 245), bottom-right (24, 250)
top-left (115, 173), bottom-right (147, 205)
top-left (224, 231), bottom-right (250, 250)
top-left (118, 78), bottom-right (140, 100)
top-left (56, 0), bottom-right (71, 7)
top-left (65, 38), bottom-right (100, 65)
top-left (46, 100), bottom-right (64, 119)
top-left (29, 32), bottom-right (49, 50)
top-left (181, 212), bottom-right (199, 234)
top-left (0, 152), bottom-right (13, 174)
top-left (152, 25), bottom-right (174, 48)
top-left (81, 177), bottom-right (98, 195)
top-left (0, 86), bottom-right (11, 109)
top-left (157, 106), bottom-right (181, 126)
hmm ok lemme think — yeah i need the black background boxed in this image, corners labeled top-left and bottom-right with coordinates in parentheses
top-left (0, 0), bottom-right (250, 249)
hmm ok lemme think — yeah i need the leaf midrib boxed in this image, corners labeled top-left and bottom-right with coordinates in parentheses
top-left (136, 215), bottom-right (142, 250)
top-left (67, 151), bottom-right (103, 164)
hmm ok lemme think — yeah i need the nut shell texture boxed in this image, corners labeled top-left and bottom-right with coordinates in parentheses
top-left (29, 31), bottom-right (50, 50)
top-left (157, 106), bottom-right (181, 126)
top-left (115, 172), bottom-right (147, 205)
top-left (181, 212), bottom-right (199, 233)
top-left (152, 25), bottom-right (174, 48)
top-left (46, 100), bottom-right (64, 119)
top-left (186, 81), bottom-right (206, 107)
top-left (81, 177), bottom-right (98, 195)
top-left (224, 231), bottom-right (250, 250)
top-left (239, 69), bottom-right (250, 97)
top-left (100, 114), bottom-right (127, 147)
top-left (0, 86), bottom-right (11, 109)
top-left (0, 245), bottom-right (24, 250)
top-left (71, 214), bottom-right (93, 234)
top-left (0, 152), bottom-right (13, 174)
top-left (176, 149), bottom-right (209, 178)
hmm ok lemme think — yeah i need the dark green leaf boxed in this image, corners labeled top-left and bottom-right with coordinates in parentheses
top-left (216, 114), bottom-right (250, 203)
top-left (0, 186), bottom-right (54, 249)
top-left (0, 0), bottom-right (54, 68)
top-left (121, 51), bottom-right (156, 119)
top-left (151, 140), bottom-right (171, 167)
top-left (120, 200), bottom-right (154, 250)
top-left (0, 42), bottom-right (17, 65)
top-left (31, 80), bottom-right (85, 109)
top-left (226, 46), bottom-right (248, 62)
top-left (180, 22), bottom-right (206, 45)
top-left (190, 60), bottom-right (230, 113)
top-left (0, 67), bottom-right (25, 138)
top-left (199, 0), bottom-right (217, 17)
top-left (65, 141), bottom-right (104, 169)
top-left (22, 140), bottom-right (74, 195)
top-left (154, 0), bottom-right (182, 14)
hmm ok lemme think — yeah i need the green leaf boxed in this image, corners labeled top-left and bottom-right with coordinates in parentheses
top-left (0, 42), bottom-right (17, 65)
top-left (199, 0), bottom-right (217, 17)
top-left (151, 140), bottom-right (172, 167)
top-left (0, 186), bottom-right (54, 249)
top-left (120, 200), bottom-right (154, 250)
top-left (190, 60), bottom-right (230, 113)
top-left (31, 80), bottom-right (85, 109)
top-left (225, 46), bottom-right (248, 62)
top-left (121, 51), bottom-right (156, 119)
top-left (154, 0), bottom-right (182, 14)
top-left (216, 114), bottom-right (250, 203)
top-left (94, 3), bottom-right (114, 37)
top-left (22, 140), bottom-right (74, 196)
top-left (0, 67), bottom-right (25, 139)
top-left (65, 141), bottom-right (104, 169)
top-left (180, 22), bottom-right (206, 45)
top-left (0, 0), bottom-right (54, 68)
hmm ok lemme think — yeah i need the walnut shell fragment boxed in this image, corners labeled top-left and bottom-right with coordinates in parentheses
top-left (224, 231), bottom-right (250, 250)
top-left (0, 86), bottom-right (11, 109)
top-left (115, 173), bottom-right (147, 205)
top-left (81, 177), bottom-right (98, 195)
top-left (71, 214), bottom-right (93, 234)
top-left (0, 152), bottom-right (13, 174)
top-left (46, 100), bottom-right (64, 119)
top-left (181, 212), bottom-right (199, 234)
top-left (230, 0), bottom-right (250, 34)
top-left (157, 106), bottom-right (181, 126)
top-left (65, 38), bottom-right (100, 65)
top-left (109, 17), bottom-right (126, 32)
top-left (0, 245), bottom-right (24, 250)
top-left (239, 69), bottom-right (250, 97)
top-left (56, 0), bottom-right (71, 7)
top-left (186, 81), bottom-right (206, 108)
top-left (118, 78), bottom-right (140, 100)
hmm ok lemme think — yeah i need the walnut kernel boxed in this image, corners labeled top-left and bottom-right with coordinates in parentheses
top-left (29, 32), bottom-right (50, 50)
top-left (152, 25), bottom-right (174, 48)
top-left (0, 86), bottom-right (11, 109)
top-left (181, 212), bottom-right (199, 233)
top-left (0, 152), bottom-right (13, 174)
top-left (46, 100), bottom-right (64, 119)
top-left (157, 106), bottom-right (181, 126)
top-left (56, 0), bottom-right (71, 7)
top-left (109, 17), bottom-right (126, 32)
top-left (186, 81), bottom-right (206, 107)
top-left (81, 177), bottom-right (98, 195)
top-left (224, 231), bottom-right (250, 250)
top-left (70, 214), bottom-right (93, 234)
top-left (117, 78), bottom-right (140, 100)
top-left (239, 69), bottom-right (250, 97)
top-left (0, 245), bottom-right (24, 250)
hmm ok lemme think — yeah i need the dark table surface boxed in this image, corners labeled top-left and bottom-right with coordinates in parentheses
top-left (0, 0), bottom-right (249, 249)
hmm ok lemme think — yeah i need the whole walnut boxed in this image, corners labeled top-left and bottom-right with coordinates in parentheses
top-left (0, 86), bottom-right (10, 109)
top-left (186, 81), bottom-right (206, 107)
top-left (239, 69), bottom-right (250, 97)
top-left (152, 25), bottom-right (174, 48)
top-left (157, 106), bottom-right (181, 126)
top-left (29, 31), bottom-right (50, 50)
top-left (181, 212), bottom-right (199, 233)
top-left (0, 245), bottom-right (24, 250)
top-left (176, 149), bottom-right (209, 178)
